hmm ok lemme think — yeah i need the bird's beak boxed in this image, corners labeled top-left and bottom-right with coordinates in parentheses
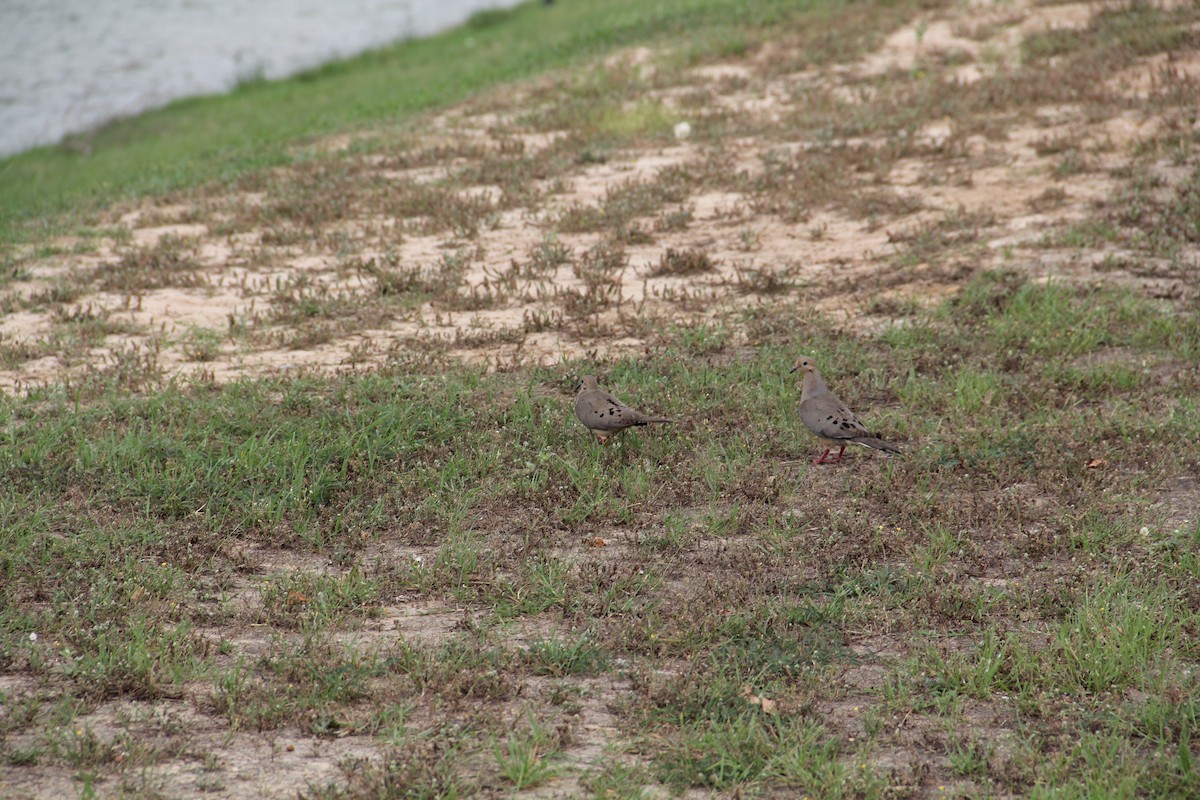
top-left (789, 365), bottom-right (798, 374)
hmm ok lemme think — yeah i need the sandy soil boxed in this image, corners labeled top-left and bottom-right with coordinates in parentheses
top-left (2, 0), bottom-right (1194, 396)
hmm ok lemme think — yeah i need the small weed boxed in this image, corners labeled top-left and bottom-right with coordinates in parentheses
top-left (525, 632), bottom-right (610, 677)
top-left (650, 248), bottom-right (717, 277)
top-left (730, 263), bottom-right (792, 294)
top-left (494, 716), bottom-right (563, 791)
top-left (181, 326), bottom-right (224, 362)
top-left (99, 235), bottom-right (208, 292)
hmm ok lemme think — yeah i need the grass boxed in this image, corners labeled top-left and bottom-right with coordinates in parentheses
top-left (3, 273), bottom-right (1200, 794)
top-left (493, 715), bottom-right (563, 789)
top-left (0, 0), bottom-right (847, 244)
top-left (3, 0), bottom-right (1200, 795)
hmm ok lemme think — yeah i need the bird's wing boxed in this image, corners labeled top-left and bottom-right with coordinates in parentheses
top-left (576, 390), bottom-right (644, 431)
top-left (799, 394), bottom-right (872, 441)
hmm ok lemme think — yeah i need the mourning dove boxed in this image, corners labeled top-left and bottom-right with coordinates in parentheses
top-left (791, 356), bottom-right (902, 464)
top-left (574, 375), bottom-right (671, 443)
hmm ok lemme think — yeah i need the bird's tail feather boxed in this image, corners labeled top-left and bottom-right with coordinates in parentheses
top-left (853, 436), bottom-right (902, 455)
top-left (637, 417), bottom-right (672, 425)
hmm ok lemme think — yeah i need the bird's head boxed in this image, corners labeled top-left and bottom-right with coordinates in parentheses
top-left (789, 356), bottom-right (817, 375)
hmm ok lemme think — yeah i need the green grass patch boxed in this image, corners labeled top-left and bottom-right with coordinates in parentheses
top-left (2, 274), bottom-right (1199, 794)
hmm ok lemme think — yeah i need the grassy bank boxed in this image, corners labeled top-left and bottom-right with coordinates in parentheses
top-left (2, 274), bottom-right (1199, 797)
top-left (2, 0), bottom-right (1200, 796)
top-left (0, 0), bottom-right (839, 243)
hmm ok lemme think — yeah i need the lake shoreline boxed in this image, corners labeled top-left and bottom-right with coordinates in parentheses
top-left (0, 0), bottom-right (525, 158)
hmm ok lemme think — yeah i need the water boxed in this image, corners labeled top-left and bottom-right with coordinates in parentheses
top-left (0, 0), bottom-right (524, 157)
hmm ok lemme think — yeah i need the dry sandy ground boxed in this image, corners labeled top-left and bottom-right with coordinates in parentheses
top-left (2, 0), bottom-right (1195, 396)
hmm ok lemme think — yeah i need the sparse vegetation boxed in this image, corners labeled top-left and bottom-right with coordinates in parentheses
top-left (651, 247), bottom-right (717, 276)
top-left (3, 0), bottom-right (1200, 797)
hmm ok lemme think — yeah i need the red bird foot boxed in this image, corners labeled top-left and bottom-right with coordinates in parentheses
top-left (812, 446), bottom-right (847, 465)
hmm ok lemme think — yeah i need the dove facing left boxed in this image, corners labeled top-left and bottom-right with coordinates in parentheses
top-left (791, 356), bottom-right (902, 464)
top-left (574, 375), bottom-right (671, 443)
